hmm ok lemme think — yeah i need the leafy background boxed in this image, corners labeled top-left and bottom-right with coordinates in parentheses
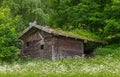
top-left (0, 0), bottom-right (120, 62)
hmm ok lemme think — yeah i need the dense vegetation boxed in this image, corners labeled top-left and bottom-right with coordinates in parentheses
top-left (0, 0), bottom-right (120, 76)
top-left (0, 0), bottom-right (120, 61)
top-left (0, 45), bottom-right (120, 77)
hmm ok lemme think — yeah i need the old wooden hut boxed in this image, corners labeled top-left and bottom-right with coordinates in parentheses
top-left (19, 22), bottom-right (104, 60)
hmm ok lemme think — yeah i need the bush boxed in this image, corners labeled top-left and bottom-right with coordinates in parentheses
top-left (0, 7), bottom-right (21, 62)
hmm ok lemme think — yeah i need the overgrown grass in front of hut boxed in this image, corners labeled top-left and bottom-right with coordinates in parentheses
top-left (0, 45), bottom-right (120, 77)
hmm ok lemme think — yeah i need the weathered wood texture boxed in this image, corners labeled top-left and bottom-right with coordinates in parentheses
top-left (22, 30), bottom-right (52, 60)
top-left (20, 22), bottom-right (84, 60)
top-left (21, 29), bottom-right (83, 60)
top-left (20, 22), bottom-right (106, 60)
top-left (52, 37), bottom-right (84, 60)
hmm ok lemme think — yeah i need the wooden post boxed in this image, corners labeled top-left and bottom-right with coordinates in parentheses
top-left (51, 38), bottom-right (55, 60)
top-left (52, 45), bottom-right (55, 60)
top-left (59, 47), bottom-right (62, 59)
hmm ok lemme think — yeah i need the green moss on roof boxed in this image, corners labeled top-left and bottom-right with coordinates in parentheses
top-left (19, 22), bottom-right (106, 44)
top-left (70, 29), bottom-right (102, 41)
top-left (51, 28), bottom-right (105, 43)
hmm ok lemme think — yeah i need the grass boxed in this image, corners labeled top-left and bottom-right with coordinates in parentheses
top-left (0, 46), bottom-right (120, 77)
top-left (70, 29), bottom-right (102, 41)
top-left (52, 28), bottom-right (104, 43)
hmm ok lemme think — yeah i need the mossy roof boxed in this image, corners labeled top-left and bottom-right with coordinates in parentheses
top-left (19, 22), bottom-right (106, 44)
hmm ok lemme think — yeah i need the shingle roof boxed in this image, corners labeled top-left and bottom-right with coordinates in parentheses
top-left (19, 22), bottom-right (107, 44)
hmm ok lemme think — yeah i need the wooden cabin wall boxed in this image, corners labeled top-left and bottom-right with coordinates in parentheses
top-left (22, 30), bottom-right (52, 60)
top-left (52, 37), bottom-right (84, 59)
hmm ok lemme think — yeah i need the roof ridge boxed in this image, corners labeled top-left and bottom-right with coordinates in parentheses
top-left (19, 22), bottom-right (107, 44)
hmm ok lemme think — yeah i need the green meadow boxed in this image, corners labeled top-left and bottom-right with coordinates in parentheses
top-left (0, 46), bottom-right (120, 77)
top-left (1, 0), bottom-right (120, 77)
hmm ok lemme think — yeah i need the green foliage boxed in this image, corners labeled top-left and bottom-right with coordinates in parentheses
top-left (0, 1), bottom-right (120, 77)
top-left (103, 0), bottom-right (120, 43)
top-left (95, 44), bottom-right (120, 58)
top-left (50, 0), bottom-right (105, 33)
top-left (2, 0), bottom-right (51, 25)
top-left (0, 0), bottom-right (120, 62)
top-left (0, 49), bottom-right (120, 77)
top-left (104, 20), bottom-right (120, 38)
top-left (52, 28), bottom-right (102, 41)
top-left (70, 29), bottom-right (102, 41)
top-left (0, 7), bottom-right (21, 62)
top-left (50, 0), bottom-right (120, 43)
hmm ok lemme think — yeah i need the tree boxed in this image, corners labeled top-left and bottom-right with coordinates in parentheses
top-left (2, 0), bottom-right (51, 26)
top-left (103, 0), bottom-right (120, 43)
top-left (49, 0), bottom-right (106, 32)
top-left (0, 7), bottom-right (21, 62)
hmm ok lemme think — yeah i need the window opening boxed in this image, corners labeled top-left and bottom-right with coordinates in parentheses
top-left (41, 45), bottom-right (44, 49)
top-left (26, 42), bottom-right (30, 47)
